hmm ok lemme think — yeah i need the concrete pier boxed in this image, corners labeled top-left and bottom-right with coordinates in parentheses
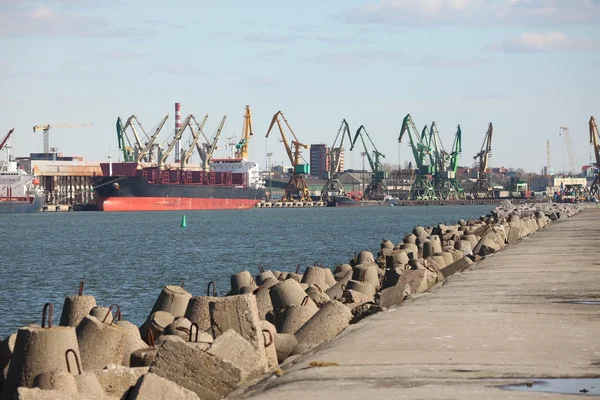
top-left (235, 208), bottom-right (600, 399)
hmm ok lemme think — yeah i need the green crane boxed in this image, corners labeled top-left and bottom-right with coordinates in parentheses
top-left (350, 125), bottom-right (388, 201)
top-left (429, 122), bottom-right (465, 200)
top-left (116, 117), bottom-right (134, 162)
top-left (398, 114), bottom-right (436, 200)
top-left (321, 119), bottom-right (353, 202)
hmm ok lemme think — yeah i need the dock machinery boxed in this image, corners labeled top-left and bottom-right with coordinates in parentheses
top-left (350, 125), bottom-right (388, 201)
top-left (590, 116), bottom-right (600, 197)
top-left (429, 122), bottom-right (465, 200)
top-left (470, 123), bottom-right (494, 199)
top-left (321, 119), bottom-right (353, 202)
top-left (398, 114), bottom-right (436, 200)
top-left (234, 105), bottom-right (253, 160)
top-left (266, 111), bottom-right (311, 202)
top-left (179, 114), bottom-right (208, 169)
top-left (116, 114), bottom-right (169, 164)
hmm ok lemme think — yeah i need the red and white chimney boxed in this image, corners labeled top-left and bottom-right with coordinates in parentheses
top-left (175, 102), bottom-right (181, 162)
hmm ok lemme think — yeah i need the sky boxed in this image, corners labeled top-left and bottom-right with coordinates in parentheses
top-left (1, 0), bottom-right (599, 174)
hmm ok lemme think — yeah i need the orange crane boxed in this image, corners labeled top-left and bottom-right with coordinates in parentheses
top-left (33, 122), bottom-right (93, 153)
top-left (265, 111), bottom-right (311, 202)
top-left (234, 105), bottom-right (253, 160)
top-left (589, 116), bottom-right (600, 197)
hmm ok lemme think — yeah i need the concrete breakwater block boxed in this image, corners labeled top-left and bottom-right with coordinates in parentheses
top-left (231, 271), bottom-right (254, 295)
top-left (301, 266), bottom-right (328, 289)
top-left (59, 295), bottom-right (97, 327)
top-left (325, 271), bottom-right (352, 300)
top-left (185, 296), bottom-right (217, 332)
top-left (1, 325), bottom-right (81, 400)
top-left (76, 315), bottom-right (127, 370)
top-left (0, 334), bottom-right (16, 371)
top-left (352, 263), bottom-right (381, 288)
top-left (149, 285), bottom-right (192, 318)
top-left (140, 311), bottom-right (174, 344)
top-left (270, 279), bottom-right (316, 311)
top-left (115, 320), bottom-right (147, 367)
top-left (209, 294), bottom-right (265, 353)
top-left (149, 340), bottom-right (246, 400)
top-left (128, 372), bottom-right (200, 400)
top-left (276, 305), bottom-right (318, 335)
top-left (207, 329), bottom-right (268, 379)
top-left (13, 387), bottom-right (103, 400)
top-left (294, 300), bottom-right (352, 352)
top-left (92, 365), bottom-right (149, 399)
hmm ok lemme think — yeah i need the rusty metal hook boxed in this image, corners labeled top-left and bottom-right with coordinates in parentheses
top-left (314, 284), bottom-right (323, 293)
top-left (78, 281), bottom-right (84, 296)
top-left (180, 281), bottom-right (185, 288)
top-left (207, 281), bottom-right (216, 297)
top-left (295, 264), bottom-right (301, 274)
top-left (262, 329), bottom-right (273, 347)
top-left (340, 284), bottom-right (346, 292)
top-left (147, 329), bottom-right (155, 348)
top-left (189, 322), bottom-right (199, 343)
top-left (65, 349), bottom-right (82, 375)
top-left (301, 296), bottom-right (310, 306)
top-left (258, 266), bottom-right (265, 273)
top-left (102, 304), bottom-right (121, 325)
top-left (313, 261), bottom-right (318, 267)
top-left (42, 303), bottom-right (53, 328)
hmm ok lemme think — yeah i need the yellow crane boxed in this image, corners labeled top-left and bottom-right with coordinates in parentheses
top-left (33, 122), bottom-right (93, 153)
top-left (266, 111), bottom-right (311, 202)
top-left (234, 105), bottom-right (253, 160)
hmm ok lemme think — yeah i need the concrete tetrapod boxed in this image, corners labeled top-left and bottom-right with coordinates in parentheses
top-left (128, 372), bottom-right (200, 400)
top-left (1, 323), bottom-right (81, 400)
top-left (231, 271), bottom-right (254, 295)
top-left (149, 285), bottom-right (192, 318)
top-left (294, 300), bottom-right (352, 354)
top-left (185, 296), bottom-right (218, 332)
top-left (76, 314), bottom-right (127, 370)
top-left (59, 295), bottom-right (97, 327)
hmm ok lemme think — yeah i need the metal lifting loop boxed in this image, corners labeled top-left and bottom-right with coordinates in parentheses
top-left (262, 329), bottom-right (273, 347)
top-left (258, 266), bottom-right (265, 273)
top-left (65, 349), bottom-right (82, 375)
top-left (189, 322), bottom-right (199, 343)
top-left (295, 264), bottom-right (301, 274)
top-left (207, 281), bottom-right (216, 297)
top-left (314, 284), bottom-right (323, 293)
top-left (340, 284), bottom-right (346, 292)
top-left (78, 281), bottom-right (84, 296)
top-left (180, 281), bottom-right (185, 288)
top-left (301, 296), bottom-right (310, 306)
top-left (42, 303), bottom-right (53, 328)
top-left (102, 304), bottom-right (121, 325)
top-left (147, 329), bottom-right (155, 348)
top-left (313, 261), bottom-right (318, 267)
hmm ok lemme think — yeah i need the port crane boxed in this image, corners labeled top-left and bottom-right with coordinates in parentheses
top-left (33, 122), bottom-right (93, 153)
top-left (470, 123), bottom-right (494, 199)
top-left (266, 111), bottom-right (311, 202)
top-left (160, 115), bottom-right (192, 168)
top-left (116, 114), bottom-right (169, 164)
top-left (350, 125), bottom-right (388, 201)
top-left (180, 114), bottom-right (209, 169)
top-left (398, 114), bottom-right (436, 200)
top-left (234, 105), bottom-right (253, 160)
top-left (321, 119), bottom-right (352, 202)
top-left (589, 116), bottom-right (600, 197)
top-left (429, 122), bottom-right (465, 200)
top-left (0, 129), bottom-right (14, 152)
top-left (195, 115), bottom-right (226, 172)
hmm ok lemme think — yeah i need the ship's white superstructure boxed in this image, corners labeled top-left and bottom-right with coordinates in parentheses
top-left (210, 158), bottom-right (265, 189)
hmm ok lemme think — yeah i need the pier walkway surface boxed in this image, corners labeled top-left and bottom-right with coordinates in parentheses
top-left (236, 208), bottom-right (600, 400)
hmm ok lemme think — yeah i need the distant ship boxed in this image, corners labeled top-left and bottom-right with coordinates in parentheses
top-left (93, 159), bottom-right (266, 212)
top-left (0, 130), bottom-right (45, 213)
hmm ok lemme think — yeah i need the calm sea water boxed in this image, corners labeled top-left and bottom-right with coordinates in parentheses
top-left (0, 204), bottom-right (493, 337)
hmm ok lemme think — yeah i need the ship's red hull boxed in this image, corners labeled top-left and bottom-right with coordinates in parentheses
top-left (96, 196), bottom-right (260, 212)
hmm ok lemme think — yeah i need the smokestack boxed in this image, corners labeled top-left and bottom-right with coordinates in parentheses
top-left (175, 102), bottom-right (181, 162)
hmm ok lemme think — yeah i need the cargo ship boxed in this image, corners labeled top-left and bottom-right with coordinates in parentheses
top-left (93, 159), bottom-right (266, 212)
top-left (0, 132), bottom-right (45, 213)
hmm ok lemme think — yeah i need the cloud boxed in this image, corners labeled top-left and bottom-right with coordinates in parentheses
top-left (485, 32), bottom-right (600, 52)
top-left (257, 50), bottom-right (287, 60)
top-left (99, 50), bottom-right (149, 59)
top-left (156, 64), bottom-right (205, 76)
top-left (311, 50), bottom-right (405, 67)
top-left (0, 2), bottom-right (152, 37)
top-left (415, 54), bottom-right (489, 68)
top-left (315, 36), bottom-right (375, 46)
top-left (243, 33), bottom-right (307, 44)
top-left (341, 0), bottom-right (600, 27)
top-left (230, 77), bottom-right (284, 86)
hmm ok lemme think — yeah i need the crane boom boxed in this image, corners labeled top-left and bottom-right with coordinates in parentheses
top-left (235, 105), bottom-right (253, 160)
top-left (398, 114), bottom-right (436, 200)
top-left (589, 116), bottom-right (600, 197)
top-left (470, 123), bottom-right (494, 199)
top-left (136, 114), bottom-right (169, 164)
top-left (321, 119), bottom-right (353, 202)
top-left (351, 125), bottom-right (388, 200)
top-left (33, 122), bottom-right (93, 153)
top-left (0, 129), bottom-right (15, 152)
top-left (201, 115), bottom-right (226, 172)
top-left (181, 114), bottom-right (209, 167)
top-left (160, 115), bottom-right (190, 167)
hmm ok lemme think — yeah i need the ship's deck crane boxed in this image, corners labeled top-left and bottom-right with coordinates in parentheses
top-left (160, 115), bottom-right (192, 168)
top-left (589, 116), bottom-right (600, 197)
top-left (266, 111), bottom-right (311, 202)
top-left (0, 129), bottom-right (14, 152)
top-left (429, 122), bottom-right (465, 200)
top-left (470, 123), bottom-right (494, 199)
top-left (321, 119), bottom-right (352, 202)
top-left (234, 105), bottom-right (253, 160)
top-left (196, 115), bottom-right (226, 172)
top-left (33, 122), bottom-right (93, 153)
top-left (351, 125), bottom-right (388, 201)
top-left (117, 114), bottom-right (169, 164)
top-left (398, 114), bottom-right (436, 200)
top-left (136, 115), bottom-right (169, 166)
top-left (180, 114), bottom-right (209, 169)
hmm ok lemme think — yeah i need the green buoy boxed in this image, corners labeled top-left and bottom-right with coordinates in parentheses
top-left (181, 215), bottom-right (187, 228)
